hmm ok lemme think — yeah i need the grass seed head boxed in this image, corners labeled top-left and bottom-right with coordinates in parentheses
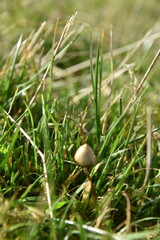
top-left (74, 143), bottom-right (95, 167)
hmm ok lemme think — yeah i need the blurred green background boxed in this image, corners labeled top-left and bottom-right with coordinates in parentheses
top-left (0, 0), bottom-right (160, 57)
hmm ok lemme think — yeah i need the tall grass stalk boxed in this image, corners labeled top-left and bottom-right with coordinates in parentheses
top-left (90, 30), bottom-right (104, 145)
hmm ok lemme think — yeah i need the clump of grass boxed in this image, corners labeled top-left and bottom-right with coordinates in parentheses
top-left (0, 10), bottom-right (160, 240)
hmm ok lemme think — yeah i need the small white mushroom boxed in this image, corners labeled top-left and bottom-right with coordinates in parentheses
top-left (74, 144), bottom-right (95, 167)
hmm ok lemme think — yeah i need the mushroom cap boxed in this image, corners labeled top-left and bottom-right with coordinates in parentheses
top-left (74, 144), bottom-right (95, 167)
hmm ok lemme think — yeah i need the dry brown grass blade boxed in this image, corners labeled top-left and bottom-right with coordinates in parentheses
top-left (53, 12), bottom-right (77, 57)
top-left (95, 205), bottom-right (116, 228)
top-left (27, 21), bottom-right (47, 51)
top-left (124, 48), bottom-right (160, 112)
top-left (137, 49), bottom-right (160, 94)
top-left (122, 192), bottom-right (131, 233)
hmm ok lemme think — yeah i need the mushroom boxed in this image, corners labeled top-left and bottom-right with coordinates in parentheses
top-left (74, 144), bottom-right (95, 167)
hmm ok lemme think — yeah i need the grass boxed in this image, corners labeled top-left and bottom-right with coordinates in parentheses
top-left (0, 1), bottom-right (160, 239)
